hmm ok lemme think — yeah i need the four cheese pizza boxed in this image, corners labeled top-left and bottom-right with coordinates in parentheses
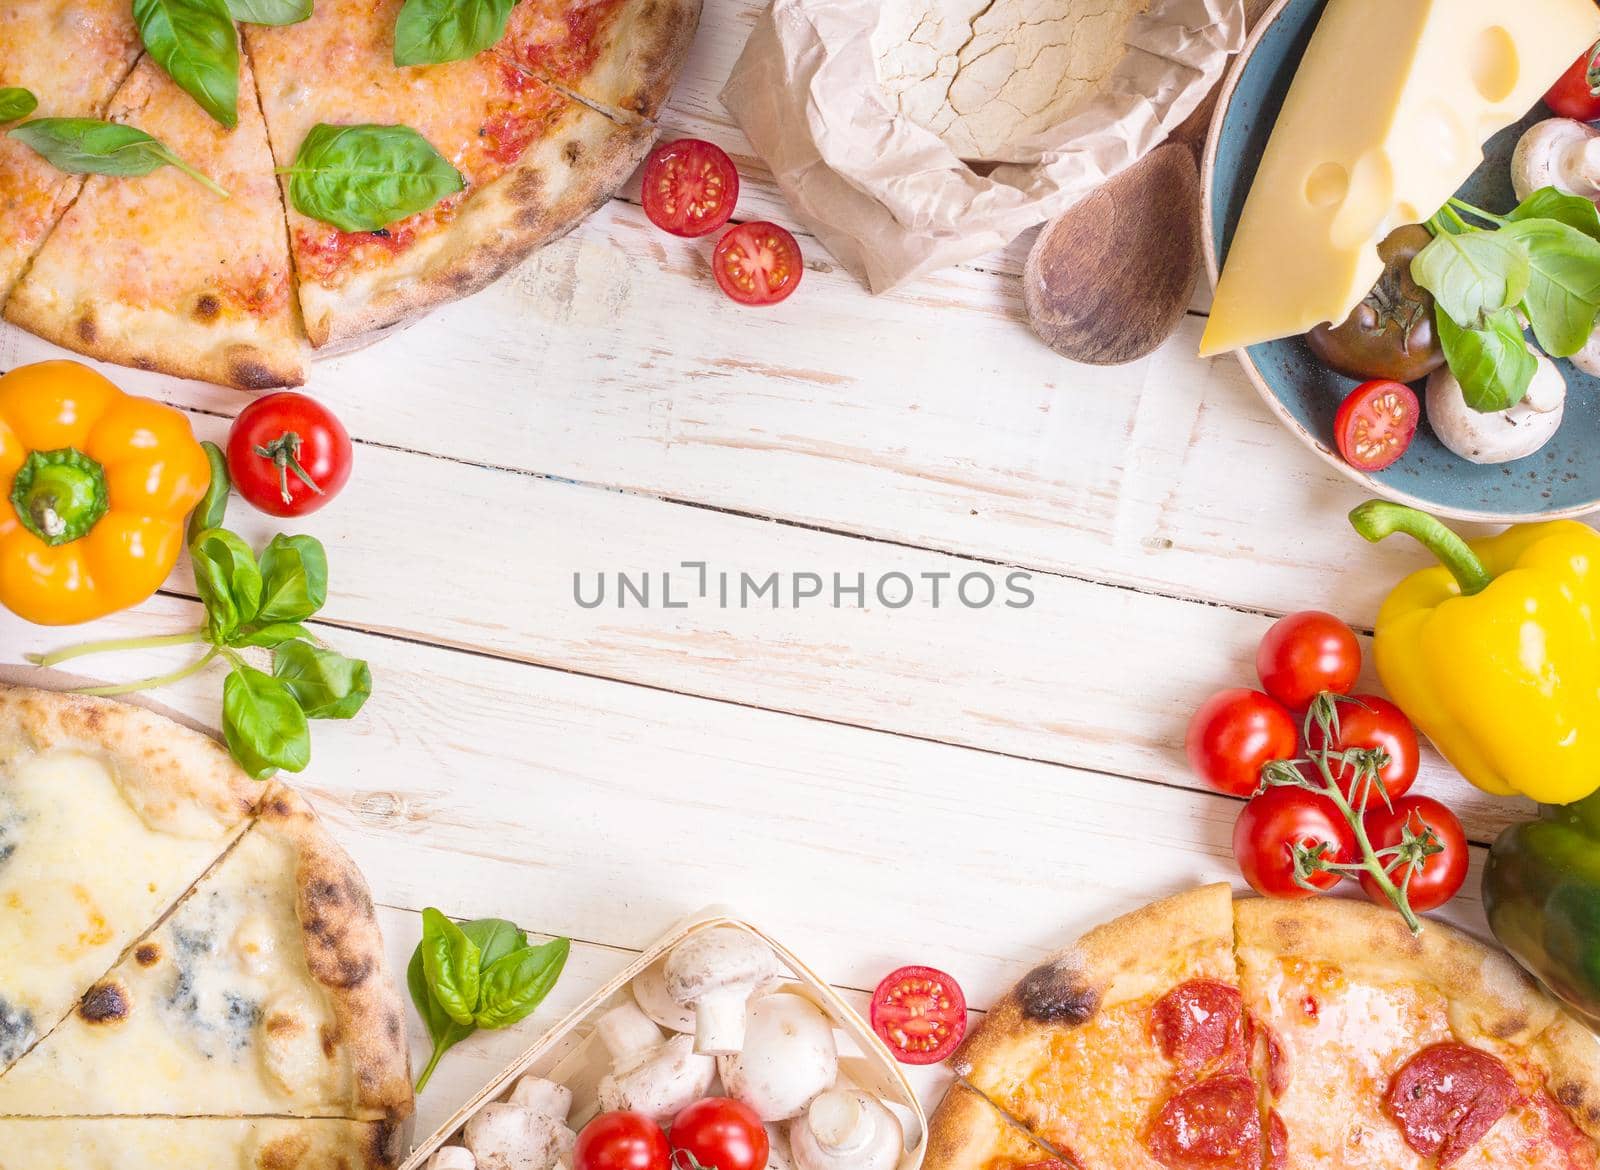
top-left (0, 684), bottom-right (410, 1168)
top-left (929, 886), bottom-right (1600, 1170)
top-left (0, 0), bottom-right (700, 387)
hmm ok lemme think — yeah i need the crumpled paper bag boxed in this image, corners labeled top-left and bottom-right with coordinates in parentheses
top-left (721, 0), bottom-right (1245, 293)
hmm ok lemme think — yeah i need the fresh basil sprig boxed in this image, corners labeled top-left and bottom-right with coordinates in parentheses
top-left (226, 0), bottom-right (313, 24)
top-left (133, 0), bottom-right (240, 128)
top-left (394, 0), bottom-right (516, 66)
top-left (282, 123), bottom-right (463, 232)
top-left (7, 118), bottom-right (228, 197)
top-left (1435, 309), bottom-right (1538, 414)
top-left (0, 88), bottom-right (38, 123)
top-left (408, 910), bottom-right (570, 1092)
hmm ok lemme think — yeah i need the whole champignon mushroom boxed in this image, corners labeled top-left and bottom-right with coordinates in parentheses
top-left (425, 1147), bottom-right (477, 1170)
top-left (789, 1089), bottom-right (903, 1170)
top-left (630, 957), bottom-right (696, 1033)
top-left (718, 993), bottom-right (838, 1122)
top-left (464, 1098), bottom-right (572, 1170)
top-left (664, 927), bottom-right (781, 1056)
top-left (1512, 119), bottom-right (1600, 203)
top-left (594, 1001), bottom-right (716, 1120)
top-left (509, 1076), bottom-right (576, 1166)
top-left (1426, 354), bottom-right (1566, 464)
top-left (1571, 321), bottom-right (1600, 377)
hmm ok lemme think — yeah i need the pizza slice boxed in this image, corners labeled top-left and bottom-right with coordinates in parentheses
top-left (1236, 897), bottom-right (1600, 1169)
top-left (3, 52), bottom-right (305, 390)
top-left (244, 0), bottom-right (653, 350)
top-left (925, 1082), bottom-right (1074, 1170)
top-left (0, 686), bottom-right (260, 1077)
top-left (0, 783), bottom-right (412, 1120)
top-left (0, 1117), bottom-right (403, 1170)
top-left (495, 0), bottom-right (702, 121)
top-left (950, 884), bottom-right (1267, 1170)
top-left (0, 0), bottom-right (141, 299)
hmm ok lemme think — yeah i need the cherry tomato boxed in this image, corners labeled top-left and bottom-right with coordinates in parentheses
top-left (870, 965), bottom-right (967, 1065)
top-left (712, 222), bottom-right (802, 306)
top-left (226, 392), bottom-right (352, 517)
top-left (669, 1098), bottom-right (768, 1170)
top-left (1185, 689), bottom-right (1298, 797)
top-left (1359, 796), bottom-right (1469, 913)
top-left (1334, 380), bottom-right (1418, 472)
top-left (1233, 787), bottom-right (1356, 899)
top-left (1545, 41), bottom-right (1600, 121)
top-left (1304, 694), bottom-right (1419, 804)
top-left (1256, 611), bottom-right (1361, 710)
top-left (575, 1112), bottom-right (670, 1170)
top-left (641, 139), bottom-right (740, 238)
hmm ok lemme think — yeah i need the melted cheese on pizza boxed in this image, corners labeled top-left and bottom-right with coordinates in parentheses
top-left (498, 0), bottom-right (627, 88)
top-left (0, 747), bottom-right (249, 1073)
top-left (0, 1117), bottom-right (395, 1170)
top-left (0, 820), bottom-right (352, 1116)
top-left (1245, 958), bottom-right (1596, 1169)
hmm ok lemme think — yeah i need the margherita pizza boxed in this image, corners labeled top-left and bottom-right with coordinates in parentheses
top-left (927, 885), bottom-right (1600, 1170)
top-left (0, 0), bottom-right (699, 387)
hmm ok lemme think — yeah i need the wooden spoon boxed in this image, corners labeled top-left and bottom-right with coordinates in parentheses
top-left (1024, 0), bottom-right (1272, 366)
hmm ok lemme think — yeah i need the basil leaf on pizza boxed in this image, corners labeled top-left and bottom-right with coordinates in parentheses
top-left (226, 0), bottom-right (313, 25)
top-left (0, 87), bottom-right (37, 122)
top-left (6, 118), bottom-right (228, 196)
top-left (133, 0), bottom-right (240, 129)
top-left (393, 0), bottom-right (516, 66)
top-left (221, 665), bottom-right (311, 778)
top-left (282, 123), bottom-right (464, 232)
top-left (273, 640), bottom-right (372, 719)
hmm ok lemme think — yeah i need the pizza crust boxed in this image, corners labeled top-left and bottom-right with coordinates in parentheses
top-left (924, 1082), bottom-right (1065, 1170)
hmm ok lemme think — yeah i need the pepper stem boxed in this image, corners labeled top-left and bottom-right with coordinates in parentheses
top-left (10, 448), bottom-right (110, 546)
top-left (1349, 500), bottom-right (1493, 597)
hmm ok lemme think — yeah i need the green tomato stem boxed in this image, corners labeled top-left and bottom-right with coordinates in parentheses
top-left (69, 647), bottom-right (220, 696)
top-left (1349, 500), bottom-right (1493, 596)
top-left (28, 629), bottom-right (205, 666)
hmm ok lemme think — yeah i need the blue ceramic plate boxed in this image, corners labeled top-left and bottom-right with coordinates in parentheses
top-left (1201, 0), bottom-right (1599, 521)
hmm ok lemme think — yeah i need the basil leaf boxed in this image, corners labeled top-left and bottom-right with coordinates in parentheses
top-left (394, 0), bottom-right (515, 66)
top-left (227, 0), bottom-right (312, 24)
top-left (420, 907), bottom-right (481, 1026)
top-left (191, 527), bottom-right (262, 642)
top-left (0, 88), bottom-right (38, 123)
top-left (407, 945), bottom-right (472, 1049)
top-left (235, 621), bottom-right (311, 648)
top-left (1509, 186), bottom-right (1600, 244)
top-left (1437, 308), bottom-right (1538, 413)
top-left (222, 666), bottom-right (311, 778)
top-left (7, 118), bottom-right (228, 196)
top-left (256, 533), bottom-right (328, 623)
top-left (473, 937), bottom-right (570, 1030)
top-left (187, 440), bottom-right (230, 548)
top-left (1501, 217), bottom-right (1600, 357)
top-left (272, 639), bottom-right (371, 719)
top-left (461, 918), bottom-right (527, 969)
top-left (1411, 227), bottom-right (1532, 328)
top-left (133, 0), bottom-right (239, 129)
top-left (283, 123), bottom-right (463, 232)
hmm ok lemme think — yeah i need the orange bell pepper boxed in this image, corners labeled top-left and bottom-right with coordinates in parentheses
top-left (0, 361), bottom-right (209, 625)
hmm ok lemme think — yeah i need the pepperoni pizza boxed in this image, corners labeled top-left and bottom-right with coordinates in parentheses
top-left (926, 886), bottom-right (1600, 1170)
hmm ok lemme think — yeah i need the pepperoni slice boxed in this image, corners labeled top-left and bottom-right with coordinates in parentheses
top-left (1266, 1110), bottom-right (1288, 1170)
top-left (1384, 1043), bottom-right (1520, 1166)
top-left (1144, 1074), bottom-right (1263, 1170)
top-left (1246, 1012), bottom-right (1290, 1097)
top-left (1151, 980), bottom-right (1248, 1082)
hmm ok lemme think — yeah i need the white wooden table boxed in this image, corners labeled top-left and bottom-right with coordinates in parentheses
top-left (0, 0), bottom-right (1575, 1146)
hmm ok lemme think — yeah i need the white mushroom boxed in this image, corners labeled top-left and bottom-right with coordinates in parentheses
top-left (1512, 119), bottom-right (1600, 203)
top-left (1572, 320), bottom-right (1600, 377)
top-left (426, 1147), bottom-right (477, 1170)
top-left (508, 1076), bottom-right (576, 1167)
top-left (464, 1100), bottom-right (573, 1170)
top-left (664, 927), bottom-right (780, 1055)
top-left (631, 957), bottom-right (696, 1033)
top-left (718, 993), bottom-right (838, 1122)
top-left (789, 1089), bottom-right (903, 1170)
top-left (765, 1126), bottom-right (796, 1170)
top-left (594, 1001), bottom-right (715, 1120)
top-left (1426, 353), bottom-right (1566, 464)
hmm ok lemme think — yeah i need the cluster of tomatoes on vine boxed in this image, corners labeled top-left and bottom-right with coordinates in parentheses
top-left (1185, 611), bottom-right (1468, 929)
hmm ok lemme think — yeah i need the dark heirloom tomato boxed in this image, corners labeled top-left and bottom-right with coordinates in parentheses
top-left (1306, 225), bottom-right (1443, 383)
top-left (713, 222), bottom-right (802, 306)
top-left (641, 139), bottom-right (739, 238)
top-left (1545, 42), bottom-right (1600, 121)
top-left (870, 965), bottom-right (967, 1064)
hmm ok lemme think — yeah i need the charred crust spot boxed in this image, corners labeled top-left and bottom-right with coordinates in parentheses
top-left (564, 139), bottom-right (583, 165)
top-left (270, 796), bottom-right (293, 818)
top-left (193, 293), bottom-right (220, 321)
top-left (320, 1022), bottom-right (338, 1059)
top-left (1488, 1012), bottom-right (1527, 1040)
top-left (229, 359), bottom-right (281, 391)
top-left (257, 1133), bottom-right (311, 1170)
top-left (1557, 1081), bottom-right (1588, 1111)
top-left (264, 1011), bottom-right (300, 1036)
top-left (385, 1009), bottom-right (402, 1042)
top-left (133, 356), bottom-right (156, 371)
top-left (1017, 960), bottom-right (1098, 1026)
top-left (515, 205), bottom-right (548, 230)
top-left (83, 707), bottom-right (104, 732)
top-left (510, 170), bottom-right (543, 205)
top-left (78, 980), bottom-right (129, 1024)
top-left (1272, 918), bottom-right (1305, 949)
top-left (134, 942), bottom-right (160, 967)
top-left (75, 314), bottom-right (97, 343)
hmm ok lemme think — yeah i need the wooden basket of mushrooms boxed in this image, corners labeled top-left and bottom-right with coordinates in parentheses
top-left (402, 910), bottom-right (928, 1170)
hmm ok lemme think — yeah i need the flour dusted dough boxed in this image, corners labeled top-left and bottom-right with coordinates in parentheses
top-left (874, 0), bottom-right (1152, 161)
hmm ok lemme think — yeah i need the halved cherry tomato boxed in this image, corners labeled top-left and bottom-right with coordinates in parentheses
top-left (712, 222), bottom-right (802, 306)
top-left (1304, 694), bottom-right (1419, 805)
top-left (1256, 611), bottom-right (1361, 711)
top-left (1233, 787), bottom-right (1356, 899)
top-left (1334, 380), bottom-right (1418, 472)
top-left (1186, 689), bottom-right (1297, 797)
top-left (575, 1112), bottom-right (669, 1170)
top-left (1545, 41), bottom-right (1600, 122)
top-left (870, 965), bottom-right (966, 1065)
top-left (669, 1098), bottom-right (768, 1170)
top-left (641, 139), bottom-right (739, 238)
top-left (1358, 795), bottom-right (1468, 913)
top-left (226, 392), bottom-right (352, 517)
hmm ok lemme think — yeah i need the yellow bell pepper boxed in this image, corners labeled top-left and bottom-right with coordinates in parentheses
top-left (0, 361), bottom-right (209, 626)
top-left (1351, 500), bottom-right (1600, 805)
